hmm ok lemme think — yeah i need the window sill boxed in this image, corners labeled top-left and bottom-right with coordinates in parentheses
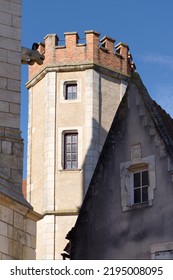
top-left (60, 99), bottom-right (81, 104)
top-left (122, 200), bottom-right (153, 212)
top-left (58, 169), bottom-right (82, 173)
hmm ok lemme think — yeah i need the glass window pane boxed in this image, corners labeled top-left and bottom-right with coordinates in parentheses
top-left (67, 86), bottom-right (72, 93)
top-left (72, 144), bottom-right (77, 152)
top-left (66, 161), bottom-right (71, 169)
top-left (134, 188), bottom-right (141, 204)
top-left (72, 161), bottom-right (77, 169)
top-left (142, 187), bottom-right (148, 202)
top-left (72, 153), bottom-right (77, 160)
top-left (72, 92), bottom-right (77, 99)
top-left (72, 135), bottom-right (77, 143)
top-left (66, 153), bottom-right (71, 160)
top-left (66, 135), bottom-right (72, 143)
top-left (68, 94), bottom-right (71, 99)
top-left (134, 172), bottom-right (140, 188)
top-left (66, 145), bottom-right (71, 152)
top-left (142, 170), bottom-right (149, 186)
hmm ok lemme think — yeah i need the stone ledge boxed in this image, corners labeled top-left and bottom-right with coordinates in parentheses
top-left (26, 63), bottom-right (130, 89)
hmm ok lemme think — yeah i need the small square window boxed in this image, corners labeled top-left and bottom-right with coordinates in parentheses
top-left (65, 84), bottom-right (77, 100)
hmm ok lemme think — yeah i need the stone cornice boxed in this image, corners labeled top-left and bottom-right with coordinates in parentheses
top-left (26, 63), bottom-right (130, 89)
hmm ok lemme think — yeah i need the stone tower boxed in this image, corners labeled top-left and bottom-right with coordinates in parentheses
top-left (26, 30), bottom-right (135, 259)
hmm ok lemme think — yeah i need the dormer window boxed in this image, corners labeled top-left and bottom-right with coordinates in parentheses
top-left (120, 152), bottom-right (156, 212)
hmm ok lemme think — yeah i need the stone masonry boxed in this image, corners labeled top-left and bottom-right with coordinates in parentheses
top-left (0, 0), bottom-right (42, 259)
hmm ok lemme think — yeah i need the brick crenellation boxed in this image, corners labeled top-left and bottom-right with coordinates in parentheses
top-left (29, 30), bottom-right (136, 81)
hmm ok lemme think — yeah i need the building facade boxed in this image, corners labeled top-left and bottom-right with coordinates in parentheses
top-left (67, 73), bottom-right (173, 259)
top-left (26, 30), bottom-right (135, 259)
top-left (0, 0), bottom-right (41, 259)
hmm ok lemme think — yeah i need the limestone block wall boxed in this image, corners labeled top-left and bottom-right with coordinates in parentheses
top-left (0, 0), bottom-right (42, 259)
top-left (0, 0), bottom-right (23, 189)
top-left (0, 192), bottom-right (41, 259)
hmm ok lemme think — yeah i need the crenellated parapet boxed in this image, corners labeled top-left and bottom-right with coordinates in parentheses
top-left (28, 30), bottom-right (135, 82)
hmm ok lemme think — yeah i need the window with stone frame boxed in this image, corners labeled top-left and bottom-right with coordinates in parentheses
top-left (64, 133), bottom-right (78, 170)
top-left (120, 144), bottom-right (156, 212)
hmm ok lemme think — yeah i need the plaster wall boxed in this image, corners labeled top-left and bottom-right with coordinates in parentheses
top-left (72, 83), bottom-right (173, 259)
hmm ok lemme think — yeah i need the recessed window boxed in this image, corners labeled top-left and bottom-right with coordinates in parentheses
top-left (64, 133), bottom-right (78, 169)
top-left (65, 84), bottom-right (77, 100)
top-left (120, 154), bottom-right (156, 212)
top-left (133, 170), bottom-right (149, 204)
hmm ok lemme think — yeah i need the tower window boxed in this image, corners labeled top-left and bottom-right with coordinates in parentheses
top-left (65, 84), bottom-right (77, 100)
top-left (64, 133), bottom-right (78, 169)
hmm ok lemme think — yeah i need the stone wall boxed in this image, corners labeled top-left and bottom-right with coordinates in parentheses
top-left (0, 0), bottom-right (22, 188)
top-left (0, 192), bottom-right (41, 260)
top-left (0, 0), bottom-right (42, 259)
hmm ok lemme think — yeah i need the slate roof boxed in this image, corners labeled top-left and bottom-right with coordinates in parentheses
top-left (133, 72), bottom-right (173, 159)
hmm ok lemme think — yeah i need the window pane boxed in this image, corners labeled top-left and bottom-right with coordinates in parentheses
top-left (66, 161), bottom-right (71, 169)
top-left (142, 170), bottom-right (149, 186)
top-left (68, 93), bottom-right (72, 99)
top-left (66, 153), bottom-right (71, 160)
top-left (134, 188), bottom-right (141, 204)
top-left (142, 187), bottom-right (148, 202)
top-left (72, 153), bottom-right (77, 160)
top-left (72, 92), bottom-right (77, 99)
top-left (72, 161), bottom-right (77, 169)
top-left (66, 145), bottom-right (71, 152)
top-left (66, 135), bottom-right (72, 143)
top-left (66, 84), bottom-right (77, 100)
top-left (67, 86), bottom-right (72, 93)
top-left (72, 144), bottom-right (77, 152)
top-left (134, 172), bottom-right (140, 188)
top-left (72, 135), bottom-right (77, 143)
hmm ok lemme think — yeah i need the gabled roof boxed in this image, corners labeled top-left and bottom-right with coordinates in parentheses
top-left (133, 72), bottom-right (173, 158)
top-left (67, 72), bottom-right (173, 241)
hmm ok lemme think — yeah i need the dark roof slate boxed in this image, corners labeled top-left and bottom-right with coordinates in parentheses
top-left (133, 72), bottom-right (173, 159)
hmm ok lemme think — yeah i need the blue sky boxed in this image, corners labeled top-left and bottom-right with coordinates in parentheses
top-left (21, 0), bottom-right (173, 177)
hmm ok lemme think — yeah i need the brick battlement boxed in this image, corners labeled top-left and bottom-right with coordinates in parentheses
top-left (28, 30), bottom-right (135, 81)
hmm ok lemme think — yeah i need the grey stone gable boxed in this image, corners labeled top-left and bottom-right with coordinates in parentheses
top-left (67, 72), bottom-right (173, 243)
top-left (133, 73), bottom-right (173, 159)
